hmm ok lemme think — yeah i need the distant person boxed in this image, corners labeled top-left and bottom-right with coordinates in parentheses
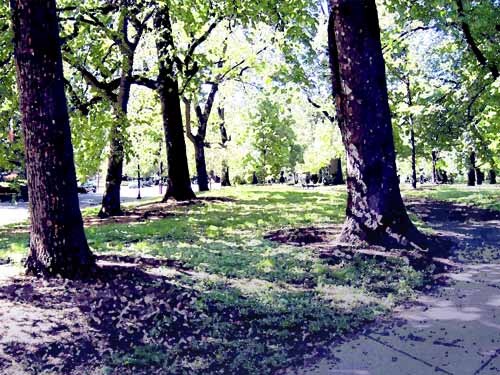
top-left (279, 171), bottom-right (285, 184)
top-left (252, 172), bottom-right (258, 185)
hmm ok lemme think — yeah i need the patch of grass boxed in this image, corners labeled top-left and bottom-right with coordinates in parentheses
top-left (403, 184), bottom-right (500, 211)
top-left (0, 185), bottom-right (433, 374)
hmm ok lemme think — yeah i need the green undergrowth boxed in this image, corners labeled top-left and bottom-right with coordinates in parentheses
top-left (0, 185), bottom-right (444, 373)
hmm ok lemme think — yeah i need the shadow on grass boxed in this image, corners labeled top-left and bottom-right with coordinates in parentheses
top-left (0, 187), bottom-right (430, 374)
top-left (0, 259), bottom-right (382, 375)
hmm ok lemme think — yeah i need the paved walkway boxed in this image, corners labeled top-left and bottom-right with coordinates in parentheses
top-left (296, 201), bottom-right (500, 375)
top-left (0, 187), bottom-right (163, 226)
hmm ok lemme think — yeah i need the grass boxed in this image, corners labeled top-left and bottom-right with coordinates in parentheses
top-left (0, 186), bottom-right (422, 373)
top-left (2, 184), bottom-right (496, 373)
top-left (402, 184), bottom-right (500, 210)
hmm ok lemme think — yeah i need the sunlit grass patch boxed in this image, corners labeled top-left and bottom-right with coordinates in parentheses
top-left (403, 184), bottom-right (500, 211)
top-left (0, 185), bottom-right (440, 374)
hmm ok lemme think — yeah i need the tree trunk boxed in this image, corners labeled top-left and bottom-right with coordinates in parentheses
top-left (455, 0), bottom-right (499, 79)
top-left (410, 127), bottom-right (417, 189)
top-left (99, 57), bottom-right (133, 217)
top-left (155, 6), bottom-right (195, 201)
top-left (99, 122), bottom-right (125, 217)
top-left (328, 0), bottom-right (427, 250)
top-left (11, 0), bottom-right (95, 278)
top-left (332, 158), bottom-right (344, 185)
top-left (476, 168), bottom-right (484, 185)
top-left (194, 139), bottom-right (209, 192)
top-left (252, 172), bottom-right (258, 185)
top-left (406, 78), bottom-right (417, 189)
top-left (221, 162), bottom-right (231, 186)
top-left (431, 150), bottom-right (438, 184)
top-left (489, 169), bottom-right (497, 184)
top-left (467, 151), bottom-right (476, 186)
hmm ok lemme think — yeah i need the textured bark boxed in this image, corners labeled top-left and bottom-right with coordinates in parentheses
top-left (155, 6), bottom-right (195, 201)
top-left (328, 0), bottom-right (426, 249)
top-left (11, 0), bottom-right (95, 277)
top-left (406, 78), bottom-right (417, 189)
top-left (431, 151), bottom-right (438, 184)
top-left (98, 11), bottom-right (137, 217)
top-left (99, 69), bottom-right (132, 217)
top-left (194, 140), bottom-right (209, 192)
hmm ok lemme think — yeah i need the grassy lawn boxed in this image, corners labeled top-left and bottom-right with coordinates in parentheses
top-left (402, 184), bottom-right (500, 211)
top-left (0, 185), bottom-right (430, 374)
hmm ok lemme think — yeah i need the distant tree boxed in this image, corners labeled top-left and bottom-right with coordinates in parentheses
top-left (385, 0), bottom-right (499, 182)
top-left (10, 0), bottom-right (95, 277)
top-left (61, 2), bottom-right (153, 216)
top-left (328, 0), bottom-right (427, 249)
top-left (245, 97), bottom-right (303, 180)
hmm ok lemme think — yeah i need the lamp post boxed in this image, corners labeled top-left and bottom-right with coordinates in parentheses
top-left (137, 163), bottom-right (142, 200)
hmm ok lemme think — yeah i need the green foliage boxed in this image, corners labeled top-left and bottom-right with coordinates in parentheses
top-left (0, 4), bottom-right (22, 172)
top-left (244, 98), bottom-right (303, 179)
top-left (383, 0), bottom-right (500, 174)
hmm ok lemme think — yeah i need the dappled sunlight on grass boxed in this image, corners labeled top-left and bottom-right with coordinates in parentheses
top-left (403, 184), bottom-right (500, 211)
top-left (0, 185), bottom-right (431, 374)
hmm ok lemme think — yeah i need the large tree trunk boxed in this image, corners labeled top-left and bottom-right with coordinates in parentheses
top-left (11, 0), bottom-right (95, 278)
top-left (194, 140), bottom-right (209, 192)
top-left (328, 0), bottom-right (426, 250)
top-left (155, 6), bottom-right (195, 201)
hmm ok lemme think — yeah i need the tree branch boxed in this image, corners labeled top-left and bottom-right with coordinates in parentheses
top-left (456, 0), bottom-right (499, 79)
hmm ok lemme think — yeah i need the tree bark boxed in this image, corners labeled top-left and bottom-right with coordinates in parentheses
top-left (10, 0), bottom-right (95, 278)
top-left (219, 106), bottom-right (231, 187)
top-left (328, 0), bottom-right (427, 250)
top-left (406, 78), bottom-right (417, 189)
top-left (489, 169), bottom-right (497, 184)
top-left (476, 168), bottom-right (484, 185)
top-left (194, 139), bottom-right (209, 191)
top-left (431, 150), bottom-right (438, 184)
top-left (192, 83), bottom-right (220, 192)
top-left (99, 65), bottom-right (132, 217)
top-left (467, 151), bottom-right (476, 186)
top-left (410, 127), bottom-right (417, 188)
top-left (155, 5), bottom-right (195, 201)
top-left (221, 162), bottom-right (231, 186)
